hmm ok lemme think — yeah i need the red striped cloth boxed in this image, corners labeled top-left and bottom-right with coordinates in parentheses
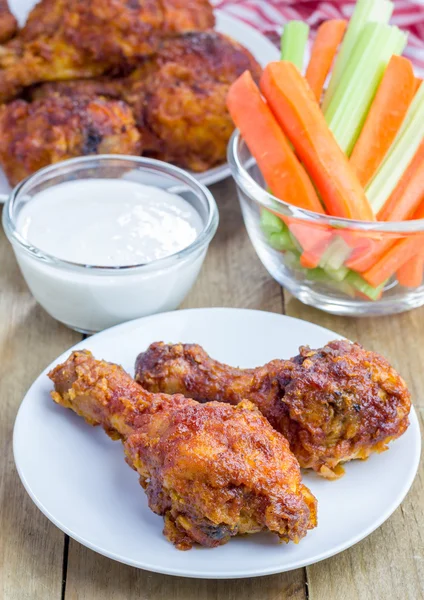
top-left (214, 0), bottom-right (424, 76)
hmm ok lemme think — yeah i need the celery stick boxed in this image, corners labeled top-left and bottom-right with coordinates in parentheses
top-left (319, 236), bottom-right (352, 270)
top-left (260, 210), bottom-right (296, 251)
top-left (284, 250), bottom-right (303, 270)
top-left (306, 269), bottom-right (355, 296)
top-left (260, 209), bottom-right (284, 235)
top-left (322, 0), bottom-right (394, 111)
top-left (366, 82), bottom-right (424, 214)
top-left (281, 21), bottom-right (310, 72)
top-left (324, 264), bottom-right (349, 282)
top-left (345, 272), bottom-right (386, 300)
top-left (325, 23), bottom-right (407, 154)
top-left (268, 231), bottom-right (295, 252)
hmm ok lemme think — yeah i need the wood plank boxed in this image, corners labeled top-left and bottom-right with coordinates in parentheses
top-left (0, 207), bottom-right (81, 599)
top-left (284, 293), bottom-right (424, 600)
top-left (181, 179), bottom-right (283, 312)
top-left (63, 181), bottom-right (306, 599)
top-left (306, 408), bottom-right (424, 600)
top-left (64, 557), bottom-right (306, 600)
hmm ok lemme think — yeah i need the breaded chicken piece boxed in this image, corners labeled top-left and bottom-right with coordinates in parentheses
top-left (135, 340), bottom-right (411, 479)
top-left (49, 350), bottom-right (317, 550)
top-left (0, 0), bottom-right (17, 43)
top-left (30, 32), bottom-right (262, 172)
top-left (0, 95), bottom-right (141, 185)
top-left (0, 0), bottom-right (215, 102)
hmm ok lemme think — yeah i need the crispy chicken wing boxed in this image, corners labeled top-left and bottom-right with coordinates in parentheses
top-left (49, 350), bottom-right (317, 550)
top-left (0, 0), bottom-right (214, 102)
top-left (135, 340), bottom-right (412, 478)
top-left (0, 0), bottom-right (17, 44)
top-left (0, 95), bottom-right (141, 185)
top-left (30, 32), bottom-right (262, 173)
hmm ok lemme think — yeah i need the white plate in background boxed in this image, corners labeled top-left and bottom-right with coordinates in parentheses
top-left (0, 6), bottom-right (279, 202)
top-left (13, 308), bottom-right (421, 579)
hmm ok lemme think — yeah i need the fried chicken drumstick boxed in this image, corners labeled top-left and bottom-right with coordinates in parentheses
top-left (0, 0), bottom-right (17, 44)
top-left (135, 340), bottom-right (411, 479)
top-left (0, 95), bottom-right (141, 185)
top-left (49, 350), bottom-right (317, 550)
top-left (0, 0), bottom-right (215, 102)
top-left (29, 31), bottom-right (262, 174)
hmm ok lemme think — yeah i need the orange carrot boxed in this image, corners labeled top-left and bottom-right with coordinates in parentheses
top-left (377, 139), bottom-right (424, 221)
top-left (349, 56), bottom-right (416, 187)
top-left (362, 203), bottom-right (424, 288)
top-left (306, 19), bottom-right (347, 102)
top-left (415, 78), bottom-right (422, 93)
top-left (288, 220), bottom-right (332, 267)
top-left (347, 144), bottom-right (424, 272)
top-left (226, 71), bottom-right (324, 213)
top-left (396, 255), bottom-right (424, 287)
top-left (260, 61), bottom-right (375, 221)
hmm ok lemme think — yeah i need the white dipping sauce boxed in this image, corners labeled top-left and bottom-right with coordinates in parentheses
top-left (14, 179), bottom-right (210, 332)
top-left (17, 180), bottom-right (203, 266)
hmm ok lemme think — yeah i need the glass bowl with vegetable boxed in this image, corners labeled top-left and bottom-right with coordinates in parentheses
top-left (226, 0), bottom-right (424, 317)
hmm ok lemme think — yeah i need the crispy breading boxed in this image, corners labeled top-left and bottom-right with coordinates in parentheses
top-left (29, 32), bottom-right (262, 173)
top-left (0, 0), bottom-right (215, 102)
top-left (0, 95), bottom-right (141, 184)
top-left (49, 350), bottom-right (317, 550)
top-left (135, 340), bottom-right (411, 478)
top-left (0, 0), bottom-right (17, 44)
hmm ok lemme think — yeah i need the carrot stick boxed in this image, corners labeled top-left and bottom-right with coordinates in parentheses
top-left (349, 56), bottom-right (416, 187)
top-left (260, 61), bottom-right (375, 221)
top-left (226, 71), bottom-right (324, 213)
top-left (347, 144), bottom-right (424, 272)
top-left (306, 19), bottom-right (347, 102)
top-left (377, 139), bottom-right (424, 221)
top-left (288, 220), bottom-right (333, 267)
top-left (397, 255), bottom-right (424, 287)
top-left (415, 78), bottom-right (422, 93)
top-left (362, 202), bottom-right (424, 288)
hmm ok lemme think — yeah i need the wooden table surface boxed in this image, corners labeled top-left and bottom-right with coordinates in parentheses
top-left (1, 179), bottom-right (423, 600)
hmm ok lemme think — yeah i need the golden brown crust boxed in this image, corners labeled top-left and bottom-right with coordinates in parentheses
top-left (135, 340), bottom-right (412, 478)
top-left (0, 0), bottom-right (215, 102)
top-left (30, 31), bottom-right (262, 173)
top-left (124, 32), bottom-right (262, 171)
top-left (49, 350), bottom-right (317, 550)
top-left (0, 0), bottom-right (17, 44)
top-left (0, 95), bottom-right (141, 185)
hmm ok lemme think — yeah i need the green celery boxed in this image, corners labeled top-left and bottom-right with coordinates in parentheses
top-left (319, 235), bottom-right (352, 270)
top-left (306, 268), bottom-right (355, 296)
top-left (281, 21), bottom-right (310, 71)
top-left (366, 82), bottom-right (424, 214)
top-left (345, 272), bottom-right (386, 300)
top-left (325, 22), bottom-right (407, 154)
top-left (322, 0), bottom-right (394, 111)
top-left (260, 210), bottom-right (296, 252)
top-left (260, 209), bottom-right (284, 235)
top-left (268, 231), bottom-right (295, 251)
top-left (324, 264), bottom-right (349, 282)
top-left (284, 250), bottom-right (303, 269)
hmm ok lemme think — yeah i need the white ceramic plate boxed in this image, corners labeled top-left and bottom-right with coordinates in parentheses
top-left (0, 5), bottom-right (279, 202)
top-left (13, 308), bottom-right (421, 579)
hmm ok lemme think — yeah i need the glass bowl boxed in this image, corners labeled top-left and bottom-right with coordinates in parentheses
top-left (228, 131), bottom-right (424, 316)
top-left (3, 155), bottom-right (218, 333)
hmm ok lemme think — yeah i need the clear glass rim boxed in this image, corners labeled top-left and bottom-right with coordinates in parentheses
top-left (227, 130), bottom-right (424, 234)
top-left (3, 154), bottom-right (219, 273)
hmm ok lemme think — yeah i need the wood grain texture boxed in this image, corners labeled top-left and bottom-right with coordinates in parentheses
top-left (284, 294), bottom-right (424, 600)
top-left (0, 207), bottom-right (81, 600)
top-left (62, 180), bottom-right (306, 599)
top-left (2, 176), bottom-right (423, 600)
